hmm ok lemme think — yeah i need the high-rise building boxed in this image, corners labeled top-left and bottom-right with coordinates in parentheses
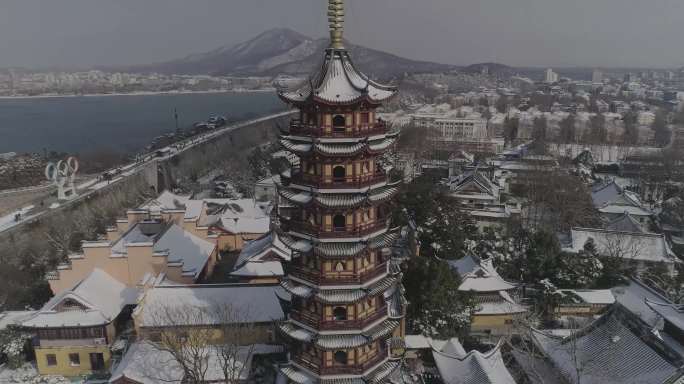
top-left (592, 69), bottom-right (603, 84)
top-left (544, 68), bottom-right (559, 83)
top-left (275, 1), bottom-right (407, 383)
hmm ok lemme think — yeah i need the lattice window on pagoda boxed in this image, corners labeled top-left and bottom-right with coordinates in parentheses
top-left (333, 350), bottom-right (348, 365)
top-left (360, 112), bottom-right (370, 125)
top-left (332, 165), bottom-right (346, 182)
top-left (332, 214), bottom-right (346, 232)
top-left (357, 297), bottom-right (377, 319)
top-left (357, 341), bottom-right (379, 364)
top-left (332, 114), bottom-right (346, 133)
top-left (332, 306), bottom-right (348, 321)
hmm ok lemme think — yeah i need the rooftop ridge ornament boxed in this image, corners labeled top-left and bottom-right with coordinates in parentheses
top-left (328, 0), bottom-right (345, 49)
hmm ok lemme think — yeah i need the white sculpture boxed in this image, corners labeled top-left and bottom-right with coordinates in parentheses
top-left (45, 157), bottom-right (79, 200)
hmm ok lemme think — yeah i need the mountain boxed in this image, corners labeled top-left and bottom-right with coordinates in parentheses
top-left (124, 28), bottom-right (455, 79)
top-left (463, 63), bottom-right (516, 77)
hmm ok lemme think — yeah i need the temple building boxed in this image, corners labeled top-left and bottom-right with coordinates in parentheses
top-left (275, 1), bottom-right (407, 382)
top-left (449, 255), bottom-right (526, 337)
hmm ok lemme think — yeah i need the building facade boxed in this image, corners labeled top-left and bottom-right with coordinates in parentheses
top-left (275, 1), bottom-right (406, 382)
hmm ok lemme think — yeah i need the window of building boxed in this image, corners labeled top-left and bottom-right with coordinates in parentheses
top-left (89, 353), bottom-right (105, 371)
top-left (69, 353), bottom-right (80, 366)
top-left (332, 115), bottom-right (346, 131)
top-left (361, 113), bottom-right (370, 124)
top-left (46, 354), bottom-right (57, 366)
top-left (334, 351), bottom-right (348, 365)
top-left (333, 166), bottom-right (346, 181)
top-left (333, 215), bottom-right (346, 231)
top-left (333, 307), bottom-right (348, 321)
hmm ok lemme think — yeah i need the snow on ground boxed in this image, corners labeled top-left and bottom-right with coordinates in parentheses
top-left (88, 177), bottom-right (123, 191)
top-left (0, 362), bottom-right (71, 384)
top-left (0, 205), bottom-right (34, 232)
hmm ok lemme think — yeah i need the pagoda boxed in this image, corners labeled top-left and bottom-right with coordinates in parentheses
top-left (275, 1), bottom-right (407, 383)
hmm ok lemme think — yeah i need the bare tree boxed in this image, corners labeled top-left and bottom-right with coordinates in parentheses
top-left (212, 303), bottom-right (257, 384)
top-left (145, 303), bottom-right (215, 383)
top-left (142, 299), bottom-right (259, 384)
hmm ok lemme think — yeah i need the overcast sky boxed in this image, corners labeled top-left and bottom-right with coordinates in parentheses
top-left (1, 0), bottom-right (683, 69)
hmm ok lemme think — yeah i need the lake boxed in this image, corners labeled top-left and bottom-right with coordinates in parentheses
top-left (0, 92), bottom-right (285, 155)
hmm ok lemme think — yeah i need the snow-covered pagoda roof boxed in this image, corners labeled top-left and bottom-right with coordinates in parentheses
top-left (281, 275), bottom-right (399, 304)
top-left (431, 338), bottom-right (516, 384)
top-left (278, 360), bottom-right (401, 384)
top-left (276, 227), bottom-right (401, 258)
top-left (279, 132), bottom-right (398, 157)
top-left (448, 254), bottom-right (518, 293)
top-left (279, 319), bottom-right (399, 350)
top-left (278, 182), bottom-right (400, 209)
top-left (278, 48), bottom-right (397, 107)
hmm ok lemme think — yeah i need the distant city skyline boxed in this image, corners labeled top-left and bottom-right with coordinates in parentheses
top-left (1, 0), bottom-right (683, 70)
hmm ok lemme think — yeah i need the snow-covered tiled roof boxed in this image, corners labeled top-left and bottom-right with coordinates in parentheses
top-left (558, 289), bottom-right (615, 305)
top-left (431, 338), bottom-right (516, 384)
top-left (612, 278), bottom-right (668, 327)
top-left (591, 180), bottom-right (643, 209)
top-left (567, 228), bottom-right (675, 264)
top-left (23, 269), bottom-right (139, 328)
top-left (205, 198), bottom-right (272, 235)
top-left (473, 291), bottom-right (527, 315)
top-left (154, 224), bottom-right (215, 279)
top-left (235, 231), bottom-right (292, 267)
top-left (138, 285), bottom-right (286, 327)
top-left (449, 255), bottom-right (517, 293)
top-left (139, 190), bottom-right (191, 213)
top-left (279, 48), bottom-right (397, 106)
top-left (645, 300), bottom-right (684, 333)
top-left (605, 212), bottom-right (647, 233)
top-left (532, 309), bottom-right (679, 384)
top-left (230, 261), bottom-right (284, 278)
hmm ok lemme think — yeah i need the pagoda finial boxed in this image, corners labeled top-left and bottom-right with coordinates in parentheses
top-left (328, 0), bottom-right (345, 49)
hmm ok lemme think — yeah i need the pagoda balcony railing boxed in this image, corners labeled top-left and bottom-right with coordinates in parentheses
top-left (290, 306), bottom-right (389, 332)
top-left (286, 219), bottom-right (389, 239)
top-left (293, 348), bottom-right (387, 376)
top-left (294, 355), bottom-right (321, 374)
top-left (320, 351), bottom-right (388, 376)
top-left (289, 169), bottom-right (387, 189)
top-left (289, 263), bottom-right (388, 286)
top-left (289, 120), bottom-right (387, 138)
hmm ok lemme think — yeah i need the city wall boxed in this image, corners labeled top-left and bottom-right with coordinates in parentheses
top-left (0, 113), bottom-right (291, 303)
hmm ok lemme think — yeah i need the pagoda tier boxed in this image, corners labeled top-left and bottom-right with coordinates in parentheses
top-left (279, 48), bottom-right (397, 107)
top-left (277, 1), bottom-right (404, 383)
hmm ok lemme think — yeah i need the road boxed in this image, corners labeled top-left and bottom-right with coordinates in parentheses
top-left (0, 110), bottom-right (295, 233)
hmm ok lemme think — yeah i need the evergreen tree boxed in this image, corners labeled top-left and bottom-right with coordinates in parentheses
top-left (652, 110), bottom-right (671, 147)
top-left (531, 117), bottom-right (548, 154)
top-left (403, 256), bottom-right (474, 338)
top-left (623, 111), bottom-right (639, 145)
top-left (559, 114), bottom-right (576, 143)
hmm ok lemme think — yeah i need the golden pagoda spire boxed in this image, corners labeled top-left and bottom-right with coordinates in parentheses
top-left (328, 0), bottom-right (345, 49)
